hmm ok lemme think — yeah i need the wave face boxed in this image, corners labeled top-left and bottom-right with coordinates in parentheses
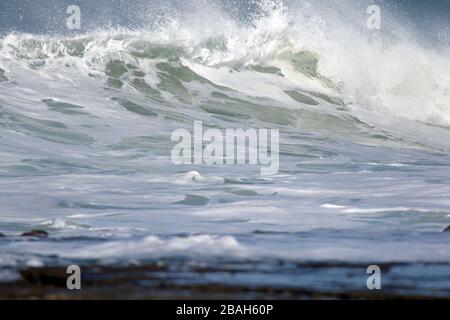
top-left (1, 1), bottom-right (450, 131)
top-left (1, 0), bottom-right (450, 282)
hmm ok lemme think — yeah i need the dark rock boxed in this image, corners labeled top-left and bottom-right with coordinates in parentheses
top-left (0, 233), bottom-right (5, 238)
top-left (21, 230), bottom-right (49, 238)
top-left (444, 226), bottom-right (450, 232)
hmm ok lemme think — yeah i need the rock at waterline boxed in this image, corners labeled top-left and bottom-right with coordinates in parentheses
top-left (21, 230), bottom-right (49, 238)
top-left (0, 233), bottom-right (5, 238)
top-left (443, 226), bottom-right (450, 232)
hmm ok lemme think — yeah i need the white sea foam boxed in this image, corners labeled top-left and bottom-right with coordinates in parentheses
top-left (59, 234), bottom-right (247, 259)
top-left (1, 0), bottom-right (450, 271)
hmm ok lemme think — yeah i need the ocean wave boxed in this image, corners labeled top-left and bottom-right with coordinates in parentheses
top-left (0, 0), bottom-right (448, 134)
top-left (59, 234), bottom-right (247, 260)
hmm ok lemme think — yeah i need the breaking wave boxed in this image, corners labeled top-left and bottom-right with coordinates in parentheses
top-left (0, 0), bottom-right (449, 141)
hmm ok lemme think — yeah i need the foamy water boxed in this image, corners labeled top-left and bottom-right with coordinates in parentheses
top-left (1, 0), bottom-right (450, 286)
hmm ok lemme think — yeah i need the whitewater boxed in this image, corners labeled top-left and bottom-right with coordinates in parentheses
top-left (1, 0), bottom-right (450, 294)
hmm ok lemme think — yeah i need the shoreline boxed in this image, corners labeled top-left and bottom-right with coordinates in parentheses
top-left (2, 260), bottom-right (450, 300)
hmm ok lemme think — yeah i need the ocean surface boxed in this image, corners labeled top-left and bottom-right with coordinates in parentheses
top-left (1, 0), bottom-right (450, 295)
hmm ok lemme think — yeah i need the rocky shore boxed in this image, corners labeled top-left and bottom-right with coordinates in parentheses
top-left (1, 228), bottom-right (450, 299)
top-left (1, 260), bottom-right (450, 300)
